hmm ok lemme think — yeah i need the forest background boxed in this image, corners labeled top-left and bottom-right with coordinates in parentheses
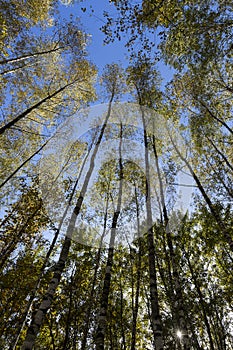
top-left (0, 0), bottom-right (232, 349)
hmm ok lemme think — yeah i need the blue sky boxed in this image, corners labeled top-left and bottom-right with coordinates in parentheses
top-left (59, 0), bottom-right (129, 68)
top-left (59, 0), bottom-right (175, 85)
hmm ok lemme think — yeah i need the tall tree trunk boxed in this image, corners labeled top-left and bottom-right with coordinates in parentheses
top-left (152, 131), bottom-right (190, 349)
top-left (21, 94), bottom-right (114, 350)
top-left (140, 105), bottom-right (164, 350)
top-left (62, 266), bottom-right (76, 350)
top-left (119, 273), bottom-right (127, 350)
top-left (95, 123), bottom-right (124, 350)
top-left (81, 191), bottom-right (110, 350)
top-left (131, 186), bottom-right (142, 350)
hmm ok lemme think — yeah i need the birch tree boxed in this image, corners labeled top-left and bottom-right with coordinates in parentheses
top-left (21, 63), bottom-right (124, 350)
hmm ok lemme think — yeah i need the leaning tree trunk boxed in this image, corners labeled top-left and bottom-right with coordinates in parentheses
top-left (185, 251), bottom-right (215, 350)
top-left (0, 204), bottom-right (42, 270)
top-left (0, 46), bottom-right (65, 66)
top-left (0, 137), bottom-right (51, 189)
top-left (21, 93), bottom-right (115, 350)
top-left (198, 99), bottom-right (233, 135)
top-left (95, 122), bottom-right (124, 350)
top-left (168, 130), bottom-right (233, 252)
top-left (11, 142), bottom-right (93, 349)
top-left (0, 77), bottom-right (86, 135)
top-left (206, 135), bottom-right (233, 173)
top-left (204, 155), bottom-right (233, 199)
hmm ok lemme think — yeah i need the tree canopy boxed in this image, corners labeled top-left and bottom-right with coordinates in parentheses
top-left (0, 1), bottom-right (232, 349)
